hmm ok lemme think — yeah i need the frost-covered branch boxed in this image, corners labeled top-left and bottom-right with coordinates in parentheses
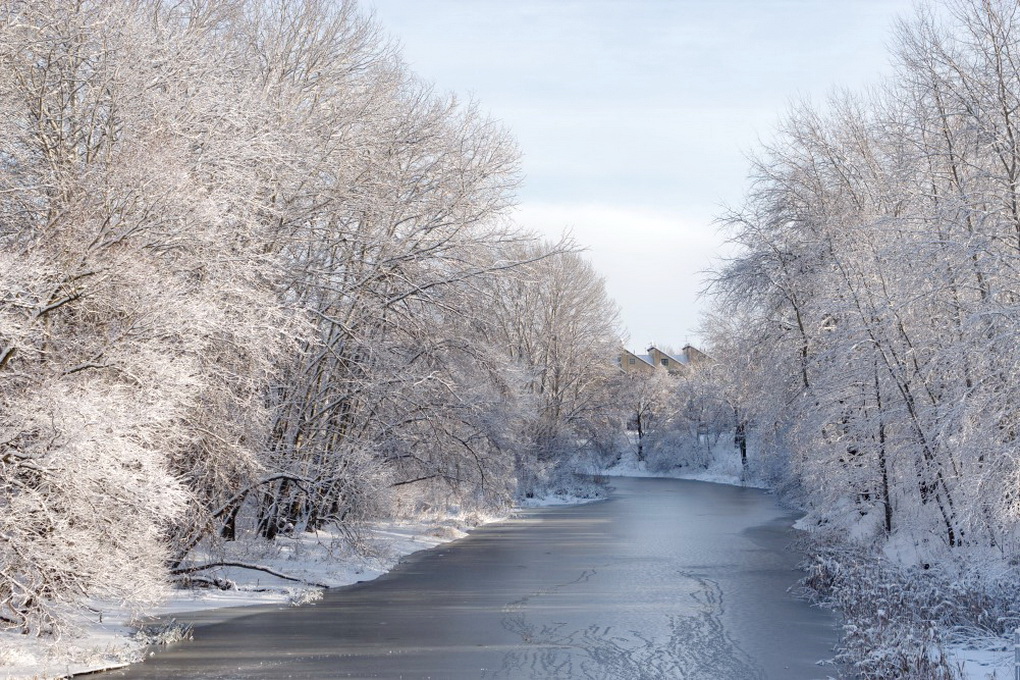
top-left (169, 562), bottom-right (329, 590)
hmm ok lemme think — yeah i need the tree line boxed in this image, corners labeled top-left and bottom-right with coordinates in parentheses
top-left (0, 0), bottom-right (623, 634)
top-left (710, 0), bottom-right (1020, 559)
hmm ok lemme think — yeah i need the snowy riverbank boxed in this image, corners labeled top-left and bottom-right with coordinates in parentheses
top-left (3, 457), bottom-right (1014, 680)
top-left (0, 512), bottom-right (504, 680)
top-left (603, 449), bottom-right (1016, 680)
top-left (0, 475), bottom-right (613, 680)
top-left (601, 445), bottom-right (765, 489)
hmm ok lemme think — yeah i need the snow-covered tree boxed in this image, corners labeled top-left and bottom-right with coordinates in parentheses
top-left (0, 0), bottom-right (286, 632)
top-left (0, 0), bottom-right (629, 635)
top-left (479, 245), bottom-right (623, 495)
top-left (711, 0), bottom-right (1020, 553)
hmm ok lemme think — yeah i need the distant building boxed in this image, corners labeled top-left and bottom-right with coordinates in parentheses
top-left (617, 344), bottom-right (709, 376)
top-left (618, 348), bottom-right (656, 374)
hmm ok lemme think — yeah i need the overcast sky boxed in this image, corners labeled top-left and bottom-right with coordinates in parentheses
top-left (366, 0), bottom-right (917, 348)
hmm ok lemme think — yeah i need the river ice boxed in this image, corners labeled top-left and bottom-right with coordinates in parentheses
top-left (103, 477), bottom-right (839, 680)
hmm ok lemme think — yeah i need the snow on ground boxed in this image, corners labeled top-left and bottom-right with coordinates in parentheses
top-left (948, 638), bottom-right (1016, 680)
top-left (0, 512), bottom-right (506, 680)
top-left (601, 441), bottom-right (767, 489)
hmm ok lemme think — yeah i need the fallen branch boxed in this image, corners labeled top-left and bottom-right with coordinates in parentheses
top-left (171, 574), bottom-right (236, 591)
top-left (170, 562), bottom-right (329, 589)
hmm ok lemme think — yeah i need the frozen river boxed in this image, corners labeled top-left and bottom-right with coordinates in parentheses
top-left (107, 477), bottom-right (838, 679)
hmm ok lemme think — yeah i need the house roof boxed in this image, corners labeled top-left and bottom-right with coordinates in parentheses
top-left (621, 345), bottom-right (709, 369)
top-left (647, 345), bottom-right (689, 365)
top-left (620, 348), bottom-right (654, 366)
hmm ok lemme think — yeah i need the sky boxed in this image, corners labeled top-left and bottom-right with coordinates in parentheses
top-left (365, 0), bottom-right (918, 348)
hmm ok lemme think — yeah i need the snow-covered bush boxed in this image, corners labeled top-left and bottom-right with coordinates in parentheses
top-left (133, 620), bottom-right (194, 646)
top-left (0, 384), bottom-right (189, 634)
top-left (643, 431), bottom-right (714, 472)
top-left (800, 538), bottom-right (1020, 679)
